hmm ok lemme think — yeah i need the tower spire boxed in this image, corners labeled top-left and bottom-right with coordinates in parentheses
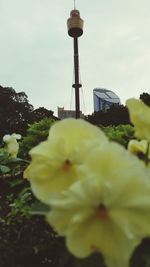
top-left (74, 0), bottom-right (76, 9)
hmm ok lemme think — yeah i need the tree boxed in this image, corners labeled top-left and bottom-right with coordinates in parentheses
top-left (0, 85), bottom-right (58, 142)
top-left (31, 107), bottom-right (54, 122)
top-left (87, 105), bottom-right (129, 126)
top-left (106, 105), bottom-right (129, 125)
top-left (0, 86), bottom-right (34, 140)
top-left (140, 92), bottom-right (150, 106)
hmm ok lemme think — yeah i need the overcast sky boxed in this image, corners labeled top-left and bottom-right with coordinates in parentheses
top-left (0, 0), bottom-right (150, 115)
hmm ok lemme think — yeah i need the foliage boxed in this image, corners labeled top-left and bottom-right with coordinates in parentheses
top-left (102, 124), bottom-right (135, 147)
top-left (32, 107), bottom-right (55, 121)
top-left (0, 149), bottom-right (11, 174)
top-left (0, 85), bottom-right (57, 142)
top-left (140, 92), bottom-right (150, 107)
top-left (0, 186), bottom-right (32, 225)
top-left (0, 148), bottom-right (30, 221)
top-left (19, 117), bottom-right (56, 159)
top-left (0, 148), bottom-right (28, 177)
top-left (0, 159), bottom-right (62, 267)
top-left (87, 105), bottom-right (129, 126)
top-left (0, 86), bottom-right (33, 140)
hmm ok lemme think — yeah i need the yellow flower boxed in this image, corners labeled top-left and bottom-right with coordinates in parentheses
top-left (47, 142), bottom-right (150, 267)
top-left (24, 118), bottom-right (108, 204)
top-left (3, 133), bottom-right (21, 158)
top-left (126, 98), bottom-right (150, 140)
top-left (128, 139), bottom-right (148, 155)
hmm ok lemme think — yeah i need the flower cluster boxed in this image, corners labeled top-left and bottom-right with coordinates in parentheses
top-left (24, 100), bottom-right (150, 267)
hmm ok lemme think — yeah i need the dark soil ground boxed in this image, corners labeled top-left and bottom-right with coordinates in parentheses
top-left (0, 176), bottom-right (63, 267)
top-left (0, 217), bottom-right (62, 267)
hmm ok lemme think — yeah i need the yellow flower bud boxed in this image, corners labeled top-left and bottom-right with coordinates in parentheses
top-left (128, 139), bottom-right (148, 155)
top-left (3, 133), bottom-right (21, 158)
top-left (126, 98), bottom-right (150, 140)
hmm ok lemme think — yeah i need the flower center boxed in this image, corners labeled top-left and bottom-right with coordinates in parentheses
top-left (63, 159), bottom-right (72, 172)
top-left (96, 203), bottom-right (107, 219)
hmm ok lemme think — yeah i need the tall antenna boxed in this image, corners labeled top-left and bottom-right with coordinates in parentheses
top-left (67, 5), bottom-right (84, 118)
top-left (74, 0), bottom-right (76, 9)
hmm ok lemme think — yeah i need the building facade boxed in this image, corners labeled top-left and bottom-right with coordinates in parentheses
top-left (57, 107), bottom-right (84, 119)
top-left (93, 88), bottom-right (121, 112)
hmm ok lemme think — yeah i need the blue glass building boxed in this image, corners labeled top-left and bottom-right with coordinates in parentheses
top-left (93, 88), bottom-right (121, 112)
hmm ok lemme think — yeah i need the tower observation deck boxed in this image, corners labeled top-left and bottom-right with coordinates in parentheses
top-left (67, 4), bottom-right (84, 118)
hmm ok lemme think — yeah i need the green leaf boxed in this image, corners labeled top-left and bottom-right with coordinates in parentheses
top-left (0, 165), bottom-right (10, 174)
top-left (29, 200), bottom-right (50, 215)
top-left (0, 151), bottom-right (9, 162)
top-left (9, 178), bottom-right (24, 187)
top-left (3, 157), bottom-right (29, 165)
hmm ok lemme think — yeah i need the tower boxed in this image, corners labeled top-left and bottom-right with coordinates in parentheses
top-left (67, 1), bottom-right (84, 118)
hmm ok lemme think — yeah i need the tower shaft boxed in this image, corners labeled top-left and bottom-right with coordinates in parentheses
top-left (73, 37), bottom-right (81, 118)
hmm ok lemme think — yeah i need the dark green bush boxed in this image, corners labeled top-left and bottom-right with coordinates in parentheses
top-left (102, 124), bottom-right (135, 147)
top-left (19, 118), bottom-right (56, 159)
